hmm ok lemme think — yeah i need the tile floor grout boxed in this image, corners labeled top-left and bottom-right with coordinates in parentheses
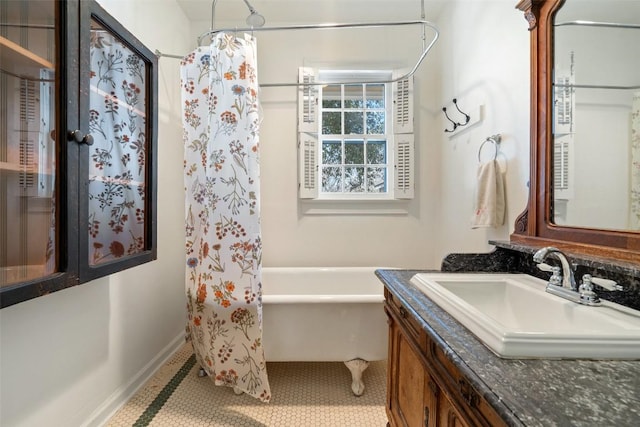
top-left (106, 343), bottom-right (389, 427)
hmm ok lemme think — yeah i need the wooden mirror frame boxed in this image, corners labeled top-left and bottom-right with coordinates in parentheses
top-left (512, 0), bottom-right (640, 263)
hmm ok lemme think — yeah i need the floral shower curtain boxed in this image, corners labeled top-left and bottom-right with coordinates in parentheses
top-left (181, 33), bottom-right (270, 402)
top-left (630, 92), bottom-right (640, 229)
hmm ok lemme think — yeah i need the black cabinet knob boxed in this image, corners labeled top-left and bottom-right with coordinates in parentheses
top-left (68, 130), bottom-right (94, 146)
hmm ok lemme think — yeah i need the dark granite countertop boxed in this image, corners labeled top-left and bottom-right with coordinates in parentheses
top-left (376, 269), bottom-right (640, 427)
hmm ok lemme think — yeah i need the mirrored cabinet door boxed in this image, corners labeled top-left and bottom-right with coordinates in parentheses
top-left (87, 18), bottom-right (150, 266)
top-left (0, 0), bottom-right (57, 287)
top-left (0, 0), bottom-right (157, 308)
top-left (77, 1), bottom-right (157, 282)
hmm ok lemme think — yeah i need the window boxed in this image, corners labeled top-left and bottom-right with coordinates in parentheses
top-left (298, 68), bottom-right (414, 201)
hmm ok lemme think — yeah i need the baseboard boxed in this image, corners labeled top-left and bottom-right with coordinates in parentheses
top-left (82, 333), bottom-right (185, 427)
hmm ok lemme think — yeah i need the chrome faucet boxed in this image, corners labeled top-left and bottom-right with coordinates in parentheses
top-left (533, 246), bottom-right (622, 306)
top-left (532, 246), bottom-right (576, 290)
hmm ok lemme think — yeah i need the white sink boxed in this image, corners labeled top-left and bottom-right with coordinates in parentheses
top-left (410, 273), bottom-right (640, 359)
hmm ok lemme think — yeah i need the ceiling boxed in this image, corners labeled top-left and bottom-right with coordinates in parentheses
top-left (176, 0), bottom-right (447, 25)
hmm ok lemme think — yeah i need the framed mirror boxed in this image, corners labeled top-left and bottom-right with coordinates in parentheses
top-left (552, 0), bottom-right (640, 232)
top-left (513, 0), bottom-right (640, 263)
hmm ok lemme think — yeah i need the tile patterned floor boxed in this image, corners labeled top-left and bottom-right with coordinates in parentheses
top-left (106, 343), bottom-right (388, 426)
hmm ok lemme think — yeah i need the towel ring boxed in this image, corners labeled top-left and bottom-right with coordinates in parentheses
top-left (478, 134), bottom-right (501, 162)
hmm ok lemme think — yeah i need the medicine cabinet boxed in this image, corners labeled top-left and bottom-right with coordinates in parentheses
top-left (0, 0), bottom-right (158, 308)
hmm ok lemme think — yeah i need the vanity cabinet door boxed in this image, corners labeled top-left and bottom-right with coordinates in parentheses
top-left (438, 391), bottom-right (471, 427)
top-left (384, 291), bottom-right (507, 427)
top-left (386, 305), bottom-right (434, 427)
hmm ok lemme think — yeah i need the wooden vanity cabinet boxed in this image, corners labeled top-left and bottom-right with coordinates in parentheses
top-left (385, 288), bottom-right (506, 427)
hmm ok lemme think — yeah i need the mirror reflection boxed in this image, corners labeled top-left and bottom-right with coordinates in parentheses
top-left (552, 0), bottom-right (640, 231)
top-left (0, 1), bottom-right (57, 287)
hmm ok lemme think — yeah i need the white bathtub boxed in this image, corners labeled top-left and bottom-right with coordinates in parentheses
top-left (260, 267), bottom-right (389, 395)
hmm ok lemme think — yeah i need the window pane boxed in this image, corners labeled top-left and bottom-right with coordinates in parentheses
top-left (366, 84), bottom-right (384, 108)
top-left (322, 112), bottom-right (341, 134)
top-left (367, 140), bottom-right (386, 164)
top-left (344, 84), bottom-right (363, 108)
top-left (322, 166), bottom-right (342, 192)
top-left (322, 140), bottom-right (342, 164)
top-left (88, 19), bottom-right (148, 265)
top-left (344, 112), bottom-right (363, 134)
top-left (344, 140), bottom-right (364, 165)
top-left (366, 112), bottom-right (385, 134)
top-left (322, 85), bottom-right (341, 108)
top-left (367, 167), bottom-right (387, 192)
top-left (344, 167), bottom-right (364, 192)
top-left (1, 0), bottom-right (57, 285)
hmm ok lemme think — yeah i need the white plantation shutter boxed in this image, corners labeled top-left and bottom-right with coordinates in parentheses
top-left (298, 67), bottom-right (319, 198)
top-left (395, 134), bottom-right (414, 199)
top-left (298, 67), bottom-right (318, 133)
top-left (392, 70), bottom-right (414, 134)
top-left (553, 135), bottom-right (573, 200)
top-left (554, 74), bottom-right (574, 135)
top-left (298, 133), bottom-right (318, 198)
top-left (393, 70), bottom-right (414, 199)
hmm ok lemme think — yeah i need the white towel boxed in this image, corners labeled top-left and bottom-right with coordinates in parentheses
top-left (471, 159), bottom-right (505, 228)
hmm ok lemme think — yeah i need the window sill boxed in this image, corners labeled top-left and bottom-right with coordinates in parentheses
top-left (299, 198), bottom-right (410, 215)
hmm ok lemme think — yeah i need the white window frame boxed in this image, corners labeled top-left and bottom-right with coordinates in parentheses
top-left (297, 67), bottom-right (414, 203)
top-left (317, 70), bottom-right (392, 200)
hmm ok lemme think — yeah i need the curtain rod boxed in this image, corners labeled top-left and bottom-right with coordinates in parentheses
top-left (196, 19), bottom-right (437, 45)
top-left (156, 19), bottom-right (439, 88)
top-left (555, 20), bottom-right (640, 30)
top-left (554, 82), bottom-right (640, 90)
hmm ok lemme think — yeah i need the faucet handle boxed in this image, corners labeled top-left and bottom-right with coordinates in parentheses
top-left (536, 262), bottom-right (554, 272)
top-left (537, 263), bottom-right (562, 286)
top-left (579, 275), bottom-right (601, 305)
top-left (590, 276), bottom-right (623, 291)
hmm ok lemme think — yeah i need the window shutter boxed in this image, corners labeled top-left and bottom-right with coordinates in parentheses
top-left (393, 70), bottom-right (414, 199)
top-left (553, 74), bottom-right (574, 135)
top-left (298, 67), bottom-right (318, 133)
top-left (395, 134), bottom-right (414, 199)
top-left (392, 70), bottom-right (414, 134)
top-left (298, 133), bottom-right (318, 199)
top-left (553, 135), bottom-right (573, 200)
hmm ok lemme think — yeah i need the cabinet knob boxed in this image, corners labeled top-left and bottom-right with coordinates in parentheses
top-left (68, 130), bottom-right (94, 146)
top-left (398, 305), bottom-right (408, 318)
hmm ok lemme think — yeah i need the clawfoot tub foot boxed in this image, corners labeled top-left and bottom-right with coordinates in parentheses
top-left (344, 358), bottom-right (370, 396)
top-left (198, 366), bottom-right (243, 395)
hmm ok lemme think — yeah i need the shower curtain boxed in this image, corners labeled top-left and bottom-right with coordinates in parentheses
top-left (181, 33), bottom-right (270, 402)
top-left (631, 92), bottom-right (640, 230)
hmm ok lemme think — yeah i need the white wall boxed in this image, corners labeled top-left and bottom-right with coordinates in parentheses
top-left (433, 0), bottom-right (531, 263)
top-left (190, 0), bottom-right (530, 270)
top-left (191, 3), bottom-right (447, 269)
top-left (0, 1), bottom-right (189, 426)
top-left (257, 27), bottom-right (443, 269)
